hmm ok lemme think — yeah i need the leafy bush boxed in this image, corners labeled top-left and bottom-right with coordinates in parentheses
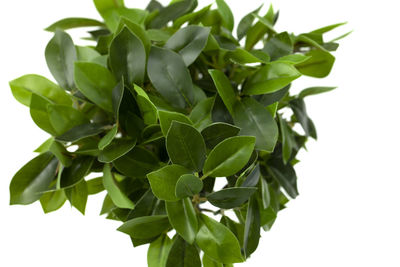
top-left (9, 0), bottom-right (348, 265)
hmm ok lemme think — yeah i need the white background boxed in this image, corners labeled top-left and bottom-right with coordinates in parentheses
top-left (1, 0), bottom-right (399, 266)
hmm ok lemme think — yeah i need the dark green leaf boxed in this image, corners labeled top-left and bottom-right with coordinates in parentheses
top-left (166, 236), bottom-right (201, 267)
top-left (278, 114), bottom-right (294, 164)
top-left (116, 17), bottom-right (151, 55)
top-left (149, 0), bottom-right (197, 29)
top-left (65, 179), bottom-right (88, 215)
top-left (60, 157), bottom-right (93, 188)
top-left (208, 69), bottom-right (237, 115)
top-left (290, 98), bottom-right (317, 139)
top-left (114, 147), bottom-right (160, 178)
top-left (233, 97), bottom-right (278, 152)
top-left (98, 138), bottom-right (137, 163)
top-left (147, 164), bottom-right (190, 201)
top-left (263, 32), bottom-right (293, 61)
top-left (48, 105), bottom-right (89, 135)
top-left (243, 195), bottom-right (260, 258)
top-left (166, 121), bottom-right (206, 171)
top-left (175, 174), bottom-right (203, 199)
top-left (298, 86), bottom-right (337, 98)
top-left (196, 214), bottom-right (243, 264)
top-left (159, 110), bottom-right (193, 136)
top-left (165, 25), bottom-right (210, 66)
top-left (110, 26), bottom-right (146, 85)
top-left (267, 159), bottom-right (299, 198)
top-left (45, 30), bottom-right (77, 90)
top-left (10, 153), bottom-right (58, 205)
top-left (147, 46), bottom-right (195, 109)
top-left (216, 0), bottom-right (234, 31)
top-left (166, 198), bottom-right (198, 244)
top-left (103, 164), bottom-right (135, 209)
top-left (56, 123), bottom-right (106, 142)
top-left (203, 136), bottom-right (255, 177)
top-left (189, 97), bottom-right (213, 131)
top-left (118, 215), bottom-right (170, 239)
top-left (45, 17), bottom-right (105, 32)
top-left (241, 164), bottom-right (260, 188)
top-left (98, 126), bottom-right (118, 150)
top-left (237, 4), bottom-right (263, 41)
top-left (201, 122), bottom-right (240, 149)
top-left (207, 187), bottom-right (257, 209)
top-left (296, 49), bottom-right (335, 78)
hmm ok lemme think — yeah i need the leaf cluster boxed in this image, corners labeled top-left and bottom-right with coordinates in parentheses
top-left (9, 0), bottom-right (348, 266)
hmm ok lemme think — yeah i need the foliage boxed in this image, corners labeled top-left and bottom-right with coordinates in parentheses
top-left (9, 0), bottom-right (347, 265)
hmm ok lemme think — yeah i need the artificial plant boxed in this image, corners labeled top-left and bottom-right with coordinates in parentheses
top-left (9, 0), bottom-right (348, 266)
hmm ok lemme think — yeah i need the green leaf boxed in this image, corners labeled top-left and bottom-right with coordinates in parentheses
top-left (166, 198), bottom-right (198, 243)
top-left (165, 25), bottom-right (210, 66)
top-left (149, 0), bottom-right (197, 29)
top-left (49, 141), bottom-right (72, 167)
top-left (215, 0), bottom-right (233, 31)
top-left (87, 177), bottom-right (105, 195)
top-left (290, 98), bottom-right (317, 139)
top-left (10, 153), bottom-right (58, 205)
top-left (147, 46), bottom-right (195, 109)
top-left (165, 236), bottom-right (201, 267)
top-left (116, 17), bottom-right (151, 55)
top-left (30, 94), bottom-right (57, 135)
top-left (74, 62), bottom-right (117, 112)
top-left (148, 235), bottom-right (173, 267)
top-left (298, 86), bottom-right (337, 98)
top-left (208, 69), bottom-right (237, 115)
top-left (159, 110), bottom-right (192, 136)
top-left (243, 195), bottom-right (260, 258)
top-left (65, 179), bottom-right (88, 215)
top-left (173, 4), bottom-right (211, 28)
top-left (113, 147), bottom-right (160, 178)
top-left (56, 123), bottom-right (106, 142)
top-left (203, 136), bottom-right (255, 177)
top-left (60, 157), bottom-right (94, 188)
top-left (237, 4), bottom-right (263, 41)
top-left (98, 138), bottom-right (137, 163)
top-left (207, 187), bottom-right (257, 209)
top-left (296, 49), bottom-right (335, 78)
top-left (196, 214), bottom-right (243, 264)
top-left (166, 121), bottom-right (206, 172)
top-left (310, 22), bottom-right (347, 34)
top-left (109, 26), bottom-right (146, 85)
top-left (48, 104), bottom-right (89, 135)
top-left (263, 32), bottom-right (293, 61)
top-left (242, 62), bottom-right (301, 95)
top-left (45, 30), bottom-right (77, 90)
top-left (226, 48), bottom-right (268, 65)
top-left (267, 159), bottom-right (299, 199)
top-left (40, 189), bottom-right (66, 213)
top-left (98, 126), bottom-right (118, 150)
top-left (9, 74), bottom-right (72, 107)
top-left (201, 122), bottom-right (240, 149)
top-left (245, 5), bottom-right (276, 50)
top-left (278, 114), bottom-right (294, 164)
top-left (118, 215), bottom-right (170, 239)
top-left (132, 84), bottom-right (158, 125)
top-left (103, 164), bottom-right (135, 209)
top-left (241, 164), bottom-right (261, 188)
top-left (175, 174), bottom-right (203, 199)
top-left (147, 164), bottom-right (190, 201)
top-left (275, 54), bottom-right (310, 64)
top-left (203, 254), bottom-right (223, 267)
top-left (260, 178), bottom-right (270, 209)
top-left (34, 137), bottom-right (55, 153)
top-left (189, 97), bottom-right (213, 131)
top-left (233, 97), bottom-right (278, 152)
top-left (45, 17), bottom-right (105, 32)
top-left (112, 80), bottom-right (124, 121)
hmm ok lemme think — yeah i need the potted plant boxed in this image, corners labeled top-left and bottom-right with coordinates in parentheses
top-left (8, 0), bottom-right (348, 266)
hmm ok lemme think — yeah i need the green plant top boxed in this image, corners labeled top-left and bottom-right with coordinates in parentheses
top-left (8, 0), bottom-right (348, 266)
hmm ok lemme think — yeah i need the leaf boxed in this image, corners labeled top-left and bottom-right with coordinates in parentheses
top-left (34, 138), bottom-right (55, 153)
top-left (310, 22), bottom-right (347, 34)
top-left (149, 0), bottom-right (197, 29)
top-left (112, 80), bottom-right (124, 121)
top-left (60, 157), bottom-right (94, 188)
top-left (48, 105), bottom-right (89, 135)
top-left (298, 86), bottom-right (337, 98)
top-left (207, 187), bottom-right (257, 209)
top-left (148, 235), bottom-right (173, 267)
top-left (208, 69), bottom-right (237, 115)
top-left (98, 126), bottom-right (118, 150)
top-left (74, 62), bottom-right (117, 112)
top-left (237, 4), bottom-right (263, 41)
top-left (166, 236), bottom-right (201, 267)
top-left (216, 0), bottom-right (234, 31)
top-left (260, 178), bottom-right (270, 209)
top-left (166, 121), bottom-right (206, 172)
top-left (245, 5), bottom-right (276, 50)
top-left (241, 164), bottom-right (261, 188)
top-left (40, 189), bottom-right (66, 213)
top-left (226, 48), bottom-right (268, 65)
top-left (166, 198), bottom-right (198, 244)
top-left (98, 138), bottom-right (137, 163)
top-left (109, 26), bottom-right (146, 85)
top-left (29, 94), bottom-right (57, 135)
top-left (278, 114), bottom-right (294, 164)
top-left (116, 17), bottom-right (151, 55)
top-left (189, 97), bottom-right (213, 131)
top-left (118, 215), bottom-right (170, 239)
top-left (201, 122), bottom-right (240, 149)
top-left (165, 25), bottom-right (210, 66)
top-left (159, 110), bottom-right (193, 136)
top-left (267, 159), bottom-right (299, 199)
top-left (275, 54), bottom-right (310, 64)
top-left (9, 74), bottom-right (72, 107)
top-left (49, 141), bottom-right (72, 167)
top-left (242, 62), bottom-right (301, 95)
top-left (243, 195), bottom-right (260, 258)
top-left (196, 214), bottom-right (243, 264)
top-left (147, 164), bottom-right (190, 201)
top-left (10, 153), bottom-right (58, 205)
top-left (296, 49), bottom-right (335, 78)
top-left (132, 84), bottom-right (158, 125)
top-left (233, 97), bottom-right (278, 152)
top-left (45, 17), bottom-right (105, 32)
top-left (45, 30), bottom-right (77, 90)
top-left (290, 98), bottom-right (317, 139)
top-left (65, 179), bottom-right (88, 215)
top-left (103, 164), bottom-right (135, 209)
top-left (56, 123), bottom-right (106, 142)
top-left (253, 84), bottom-right (290, 107)
top-left (173, 4), bottom-right (211, 28)
top-left (203, 136), bottom-right (255, 177)
top-left (203, 254), bottom-right (223, 267)
top-left (263, 32), bottom-right (293, 61)
top-left (175, 174), bottom-right (203, 199)
top-left (87, 177), bottom-right (105, 195)
top-left (113, 147), bottom-right (160, 178)
top-left (147, 46), bottom-right (195, 109)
